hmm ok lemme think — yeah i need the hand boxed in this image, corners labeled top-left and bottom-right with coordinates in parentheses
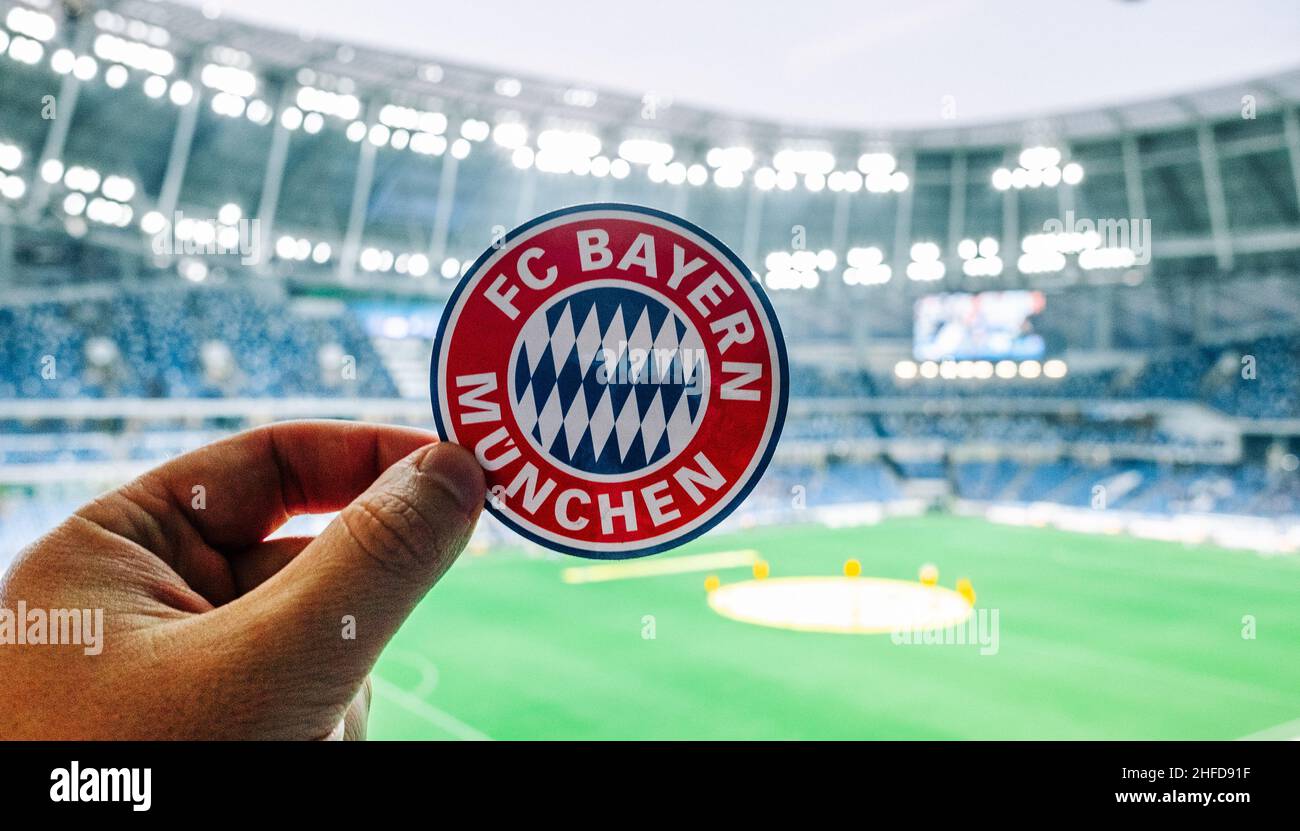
top-left (0, 421), bottom-right (485, 739)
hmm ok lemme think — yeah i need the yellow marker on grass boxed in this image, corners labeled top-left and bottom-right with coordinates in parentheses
top-left (843, 558), bottom-right (862, 577)
top-left (956, 577), bottom-right (976, 605)
top-left (753, 560), bottom-right (770, 580)
top-left (919, 563), bottom-right (939, 586)
top-left (704, 574), bottom-right (721, 592)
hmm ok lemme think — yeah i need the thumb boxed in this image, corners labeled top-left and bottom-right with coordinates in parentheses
top-left (210, 441), bottom-right (485, 722)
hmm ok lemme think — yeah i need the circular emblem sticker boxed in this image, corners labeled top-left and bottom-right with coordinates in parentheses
top-left (431, 203), bottom-right (788, 559)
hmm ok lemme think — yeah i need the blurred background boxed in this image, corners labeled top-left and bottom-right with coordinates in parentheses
top-left (0, 0), bottom-right (1298, 739)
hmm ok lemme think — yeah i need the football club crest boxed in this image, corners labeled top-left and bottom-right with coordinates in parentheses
top-left (431, 204), bottom-right (787, 558)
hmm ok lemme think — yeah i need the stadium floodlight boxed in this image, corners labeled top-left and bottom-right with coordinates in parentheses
top-left (345, 121), bottom-right (366, 142)
top-left (140, 210), bottom-right (167, 235)
top-left (773, 148), bottom-right (836, 175)
top-left (246, 99), bottom-right (272, 126)
top-left (991, 167), bottom-right (1012, 190)
top-left (804, 172), bottom-right (825, 192)
top-left (974, 360), bottom-right (994, 380)
top-left (511, 147), bottom-right (535, 169)
top-left (995, 359), bottom-right (1018, 379)
top-left (217, 203), bottom-right (241, 225)
top-left (93, 33), bottom-right (174, 75)
top-left (894, 360), bottom-right (918, 380)
top-left (714, 167), bottom-right (743, 188)
top-left (494, 77), bottom-right (522, 97)
top-left (101, 175), bottom-right (135, 202)
top-left (440, 257), bottom-right (460, 278)
top-left (104, 64), bottom-right (128, 89)
top-left (492, 122), bottom-right (529, 149)
top-left (201, 63), bottom-right (257, 98)
top-left (451, 138), bottom-right (471, 159)
top-left (958, 238), bottom-right (978, 260)
top-left (1062, 162), bottom-right (1084, 185)
top-left (311, 242), bottom-right (331, 264)
top-left (706, 146), bottom-right (755, 171)
top-left (8, 36), bottom-right (44, 65)
top-left (296, 86), bottom-right (361, 121)
top-left (1018, 360), bottom-right (1043, 379)
top-left (0, 175), bottom-right (25, 200)
top-left (0, 143), bottom-right (21, 172)
top-left (753, 167), bottom-right (776, 190)
top-left (367, 124), bottom-right (390, 146)
top-left (303, 112), bottom-right (324, 134)
top-left (407, 253), bottom-right (429, 276)
top-left (64, 165), bottom-right (100, 193)
top-left (169, 80), bottom-right (194, 106)
top-left (62, 189), bottom-right (86, 213)
top-left (212, 92), bottom-right (247, 119)
top-left (857, 152), bottom-right (897, 175)
top-left (618, 138), bottom-right (674, 166)
top-left (50, 48), bottom-right (75, 74)
top-left (644, 161), bottom-right (667, 182)
top-left (664, 162), bottom-right (687, 185)
top-left (537, 129), bottom-right (601, 159)
top-left (143, 75), bottom-right (167, 98)
top-left (390, 129), bottom-right (410, 150)
top-left (412, 132), bottom-right (448, 155)
top-left (1043, 359), bottom-right (1068, 379)
top-left (919, 360), bottom-right (939, 379)
top-left (979, 237), bottom-right (999, 258)
top-left (460, 119), bottom-right (490, 142)
top-left (939, 360), bottom-right (958, 379)
top-left (7, 7), bottom-right (57, 41)
top-left (1079, 247), bottom-right (1137, 270)
top-left (776, 170), bottom-right (797, 191)
top-left (610, 158), bottom-right (630, 179)
top-left (686, 164), bottom-right (707, 186)
top-left (40, 159), bottom-right (63, 183)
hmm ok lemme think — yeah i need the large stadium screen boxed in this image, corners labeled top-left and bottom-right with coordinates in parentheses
top-left (913, 290), bottom-right (1046, 361)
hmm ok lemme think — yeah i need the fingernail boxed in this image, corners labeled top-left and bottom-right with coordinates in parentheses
top-left (416, 442), bottom-right (486, 515)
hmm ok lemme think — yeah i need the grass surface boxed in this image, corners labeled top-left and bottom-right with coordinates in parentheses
top-left (369, 515), bottom-right (1300, 739)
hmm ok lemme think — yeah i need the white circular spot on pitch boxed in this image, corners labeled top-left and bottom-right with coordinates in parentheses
top-left (708, 576), bottom-right (973, 634)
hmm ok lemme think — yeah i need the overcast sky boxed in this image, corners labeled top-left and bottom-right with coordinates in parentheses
top-left (185, 0), bottom-right (1300, 128)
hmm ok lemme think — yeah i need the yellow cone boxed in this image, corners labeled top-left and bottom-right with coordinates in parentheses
top-left (753, 560), bottom-right (770, 580)
top-left (919, 563), bottom-right (939, 585)
top-left (704, 574), bottom-right (721, 592)
top-left (843, 558), bottom-right (862, 577)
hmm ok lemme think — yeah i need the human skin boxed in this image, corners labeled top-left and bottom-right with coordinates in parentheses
top-left (0, 421), bottom-right (485, 740)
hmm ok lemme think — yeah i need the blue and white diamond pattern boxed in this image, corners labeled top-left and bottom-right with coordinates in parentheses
top-left (512, 286), bottom-right (707, 476)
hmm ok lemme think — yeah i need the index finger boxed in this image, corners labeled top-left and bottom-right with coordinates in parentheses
top-left (83, 420), bottom-right (440, 553)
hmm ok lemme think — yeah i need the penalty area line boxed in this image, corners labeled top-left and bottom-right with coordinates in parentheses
top-left (1238, 716), bottom-right (1300, 741)
top-left (371, 676), bottom-right (491, 741)
top-left (561, 549), bottom-right (761, 584)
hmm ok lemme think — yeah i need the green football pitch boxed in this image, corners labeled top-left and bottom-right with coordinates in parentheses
top-left (369, 515), bottom-right (1300, 740)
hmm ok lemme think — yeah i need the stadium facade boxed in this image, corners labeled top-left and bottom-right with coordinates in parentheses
top-left (1, 0), bottom-right (1298, 559)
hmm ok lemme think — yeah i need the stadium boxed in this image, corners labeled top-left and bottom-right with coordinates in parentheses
top-left (0, 0), bottom-right (1298, 740)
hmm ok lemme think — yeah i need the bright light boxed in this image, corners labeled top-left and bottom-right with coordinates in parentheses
top-left (857, 152), bottom-right (897, 175)
top-left (451, 138), bottom-right (471, 159)
top-left (706, 146), bottom-right (754, 171)
top-left (995, 360), bottom-right (1018, 379)
top-left (201, 63), bottom-right (257, 97)
top-left (104, 64), bottom-right (128, 88)
top-left (919, 361), bottom-right (939, 379)
top-left (492, 122), bottom-right (528, 149)
top-left (143, 75), bottom-right (167, 98)
top-left (346, 121), bottom-right (366, 142)
top-left (63, 192), bottom-right (87, 215)
top-left (169, 80), bottom-right (194, 106)
top-left (303, 112), bottom-right (324, 134)
top-left (93, 33), bottom-right (174, 75)
top-left (1043, 359), bottom-right (1068, 379)
top-left (101, 175), bottom-right (135, 202)
top-left (511, 147), bottom-right (535, 169)
top-left (311, 242), bottom-right (332, 264)
top-left (494, 77), bottom-right (521, 97)
top-left (295, 86), bottom-right (360, 121)
top-left (440, 257), bottom-right (460, 278)
top-left (773, 148), bottom-right (835, 175)
top-left (218, 203), bottom-right (241, 225)
top-left (1018, 360), bottom-right (1042, 379)
top-left (0, 143), bottom-right (21, 172)
top-left (460, 119), bottom-right (490, 142)
top-left (40, 159), bottom-right (63, 183)
top-left (7, 7), bottom-right (56, 41)
top-left (7, 36), bottom-right (45, 65)
top-left (0, 176), bottom-right (25, 200)
top-left (894, 360), bottom-right (918, 380)
top-left (140, 210), bottom-right (167, 235)
top-left (50, 48), bottom-right (75, 74)
top-left (686, 164), bottom-right (707, 186)
top-left (618, 138), bottom-right (674, 166)
top-left (754, 167), bottom-right (776, 190)
top-left (407, 253), bottom-right (429, 276)
top-left (1062, 162), bottom-right (1084, 185)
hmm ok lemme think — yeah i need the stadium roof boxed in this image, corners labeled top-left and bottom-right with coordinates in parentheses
top-left (182, 0), bottom-right (1300, 131)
